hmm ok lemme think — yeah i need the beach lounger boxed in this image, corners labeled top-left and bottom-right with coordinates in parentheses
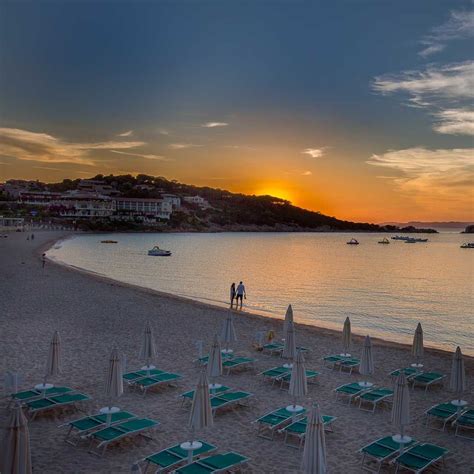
top-left (27, 392), bottom-right (90, 420)
top-left (254, 406), bottom-right (306, 440)
top-left (262, 342), bottom-right (309, 356)
top-left (277, 370), bottom-right (320, 389)
top-left (357, 387), bottom-right (394, 413)
top-left (259, 366), bottom-right (292, 386)
top-left (174, 451), bottom-right (250, 474)
top-left (322, 354), bottom-right (348, 369)
top-left (210, 391), bottom-right (253, 414)
top-left (280, 415), bottom-right (336, 448)
top-left (393, 443), bottom-right (448, 473)
top-left (9, 386), bottom-right (73, 407)
top-left (452, 408), bottom-right (474, 439)
top-left (410, 372), bottom-right (445, 392)
top-left (222, 357), bottom-right (256, 375)
top-left (338, 357), bottom-right (360, 374)
top-left (180, 386), bottom-right (231, 406)
top-left (60, 410), bottom-right (136, 445)
top-left (359, 436), bottom-right (416, 473)
top-left (139, 440), bottom-right (217, 473)
top-left (389, 367), bottom-right (419, 380)
top-left (88, 417), bottom-right (159, 456)
top-left (123, 368), bottom-right (166, 384)
top-left (334, 382), bottom-right (369, 404)
top-left (424, 402), bottom-right (459, 431)
top-left (195, 352), bottom-right (234, 366)
top-left (130, 372), bottom-right (183, 395)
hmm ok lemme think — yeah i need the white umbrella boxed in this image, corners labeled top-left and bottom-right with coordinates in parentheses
top-left (0, 406), bottom-right (32, 474)
top-left (220, 312), bottom-right (237, 354)
top-left (391, 373), bottom-right (411, 447)
top-left (44, 330), bottom-right (61, 382)
top-left (282, 321), bottom-right (296, 361)
top-left (302, 404), bottom-right (327, 474)
top-left (411, 323), bottom-right (424, 368)
top-left (289, 350), bottom-right (308, 399)
top-left (359, 335), bottom-right (374, 387)
top-left (139, 321), bottom-right (157, 370)
top-left (207, 334), bottom-right (223, 390)
top-left (183, 370), bottom-right (213, 463)
top-left (284, 304), bottom-right (294, 339)
top-left (341, 317), bottom-right (351, 357)
top-left (449, 346), bottom-right (466, 405)
top-left (103, 348), bottom-right (123, 424)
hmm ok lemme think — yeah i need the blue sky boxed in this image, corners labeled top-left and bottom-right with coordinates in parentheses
top-left (0, 1), bottom-right (472, 221)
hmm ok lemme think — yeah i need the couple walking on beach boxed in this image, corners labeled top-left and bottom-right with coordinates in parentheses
top-left (230, 281), bottom-right (246, 309)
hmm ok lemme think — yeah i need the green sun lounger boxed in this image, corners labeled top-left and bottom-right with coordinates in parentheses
top-left (452, 408), bottom-right (474, 439)
top-left (195, 352), bottom-right (234, 366)
top-left (338, 357), bottom-right (360, 374)
top-left (357, 387), bottom-right (394, 413)
top-left (262, 342), bottom-right (309, 356)
top-left (360, 436), bottom-right (416, 473)
top-left (322, 354), bottom-right (349, 369)
top-left (255, 406), bottom-right (307, 440)
top-left (130, 372), bottom-right (182, 395)
top-left (259, 366), bottom-right (292, 386)
top-left (210, 391), bottom-right (253, 414)
top-left (280, 415), bottom-right (336, 448)
top-left (277, 369), bottom-right (320, 389)
top-left (394, 443), bottom-right (448, 473)
top-left (174, 451), bottom-right (250, 473)
top-left (410, 372), bottom-right (445, 392)
top-left (334, 382), bottom-right (369, 404)
top-left (123, 368), bottom-right (165, 383)
top-left (10, 386), bottom-right (73, 406)
top-left (27, 392), bottom-right (90, 420)
top-left (390, 367), bottom-right (420, 380)
top-left (180, 386), bottom-right (231, 406)
top-left (139, 440), bottom-right (217, 473)
top-left (61, 410), bottom-right (136, 445)
top-left (424, 402), bottom-right (459, 431)
top-left (88, 417), bottom-right (159, 456)
top-left (222, 357), bottom-right (256, 374)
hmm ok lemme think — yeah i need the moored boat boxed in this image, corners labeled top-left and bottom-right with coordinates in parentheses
top-left (148, 245), bottom-right (172, 256)
top-left (101, 240), bottom-right (118, 243)
top-left (347, 238), bottom-right (359, 245)
top-left (378, 237), bottom-right (390, 244)
top-left (460, 242), bottom-right (474, 249)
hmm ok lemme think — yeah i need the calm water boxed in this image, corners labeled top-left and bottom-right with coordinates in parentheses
top-left (48, 232), bottom-right (474, 355)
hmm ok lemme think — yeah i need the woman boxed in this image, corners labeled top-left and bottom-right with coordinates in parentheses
top-left (230, 282), bottom-right (236, 308)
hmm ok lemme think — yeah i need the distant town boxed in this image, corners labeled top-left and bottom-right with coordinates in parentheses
top-left (0, 174), bottom-right (439, 233)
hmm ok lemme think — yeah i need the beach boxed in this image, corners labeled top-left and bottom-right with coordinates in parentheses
top-left (1, 231), bottom-right (473, 473)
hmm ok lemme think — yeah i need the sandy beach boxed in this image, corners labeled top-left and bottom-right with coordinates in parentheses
top-left (1, 231), bottom-right (473, 473)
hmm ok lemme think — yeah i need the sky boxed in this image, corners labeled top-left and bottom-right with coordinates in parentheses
top-left (0, 0), bottom-right (473, 223)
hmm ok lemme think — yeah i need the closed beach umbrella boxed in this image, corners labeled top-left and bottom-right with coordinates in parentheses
top-left (0, 406), bottom-right (32, 474)
top-left (207, 334), bottom-right (223, 378)
top-left (289, 350), bottom-right (308, 399)
top-left (342, 317), bottom-right (351, 356)
top-left (189, 370), bottom-right (213, 432)
top-left (302, 404), bottom-right (327, 474)
top-left (45, 330), bottom-right (61, 380)
top-left (220, 312), bottom-right (237, 352)
top-left (411, 323), bottom-right (424, 365)
top-left (449, 346), bottom-right (466, 401)
top-left (106, 348), bottom-right (123, 401)
top-left (284, 304), bottom-right (294, 339)
top-left (139, 321), bottom-right (157, 367)
top-left (359, 335), bottom-right (374, 376)
top-left (282, 321), bottom-right (296, 360)
top-left (391, 373), bottom-right (410, 440)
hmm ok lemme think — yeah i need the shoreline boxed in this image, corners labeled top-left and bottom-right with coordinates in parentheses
top-left (44, 233), bottom-right (473, 362)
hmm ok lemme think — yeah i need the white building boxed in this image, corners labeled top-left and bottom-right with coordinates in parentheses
top-left (114, 198), bottom-right (172, 220)
top-left (77, 179), bottom-right (120, 196)
top-left (161, 194), bottom-right (181, 209)
top-left (18, 191), bottom-right (63, 206)
top-left (57, 192), bottom-right (115, 218)
top-left (183, 195), bottom-right (209, 209)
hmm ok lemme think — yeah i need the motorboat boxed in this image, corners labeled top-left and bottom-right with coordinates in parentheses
top-left (378, 237), bottom-right (390, 244)
top-left (148, 246), bottom-right (172, 256)
top-left (460, 242), bottom-right (474, 249)
top-left (101, 240), bottom-right (118, 243)
top-left (346, 238), bottom-right (359, 245)
top-left (391, 236), bottom-right (410, 241)
top-left (404, 237), bottom-right (429, 243)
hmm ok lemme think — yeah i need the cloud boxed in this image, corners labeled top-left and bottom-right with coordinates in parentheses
top-left (419, 10), bottom-right (474, 56)
top-left (201, 122), bottom-right (229, 128)
top-left (32, 166), bottom-right (62, 171)
top-left (301, 170), bottom-right (312, 176)
top-left (169, 143), bottom-right (202, 149)
top-left (302, 147), bottom-right (328, 158)
top-left (373, 62), bottom-right (474, 136)
top-left (0, 128), bottom-right (146, 165)
top-left (158, 129), bottom-right (170, 135)
top-left (117, 130), bottom-right (133, 137)
top-left (367, 147), bottom-right (474, 207)
top-left (109, 150), bottom-right (170, 161)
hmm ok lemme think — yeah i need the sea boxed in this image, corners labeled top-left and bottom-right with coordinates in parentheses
top-left (47, 231), bottom-right (474, 355)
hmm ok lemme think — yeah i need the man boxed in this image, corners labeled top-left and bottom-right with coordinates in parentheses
top-left (236, 281), bottom-right (246, 309)
top-left (230, 282), bottom-right (236, 308)
top-left (42, 253), bottom-right (46, 269)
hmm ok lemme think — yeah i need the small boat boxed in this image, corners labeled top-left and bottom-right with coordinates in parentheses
top-left (391, 236), bottom-right (410, 241)
top-left (460, 242), bottom-right (474, 249)
top-left (148, 246), bottom-right (172, 256)
top-left (378, 237), bottom-right (390, 244)
top-left (404, 238), bottom-right (417, 244)
top-left (404, 237), bottom-right (429, 243)
top-left (346, 238), bottom-right (359, 245)
top-left (101, 240), bottom-right (118, 244)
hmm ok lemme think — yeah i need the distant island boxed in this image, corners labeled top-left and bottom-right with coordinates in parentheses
top-left (383, 221), bottom-right (473, 230)
top-left (0, 174), bottom-right (437, 233)
top-left (462, 225), bottom-right (474, 234)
